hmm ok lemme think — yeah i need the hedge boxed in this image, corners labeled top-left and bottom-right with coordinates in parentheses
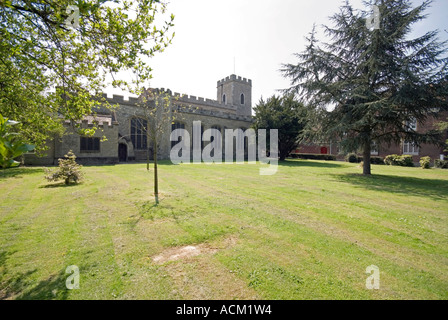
top-left (384, 154), bottom-right (414, 167)
top-left (289, 153), bottom-right (336, 161)
top-left (345, 153), bottom-right (384, 164)
top-left (435, 159), bottom-right (448, 169)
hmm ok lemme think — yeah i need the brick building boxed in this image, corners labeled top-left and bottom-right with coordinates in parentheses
top-left (293, 112), bottom-right (448, 163)
top-left (25, 74), bottom-right (253, 164)
top-left (373, 113), bottom-right (448, 163)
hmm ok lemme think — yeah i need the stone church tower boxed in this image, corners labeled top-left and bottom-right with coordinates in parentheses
top-left (217, 74), bottom-right (252, 117)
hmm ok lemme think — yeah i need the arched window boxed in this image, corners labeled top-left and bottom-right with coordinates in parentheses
top-left (240, 93), bottom-right (245, 105)
top-left (222, 94), bottom-right (226, 104)
top-left (131, 118), bottom-right (147, 150)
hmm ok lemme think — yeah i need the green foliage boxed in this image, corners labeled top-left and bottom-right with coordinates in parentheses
top-left (436, 118), bottom-right (448, 151)
top-left (45, 150), bottom-right (83, 185)
top-left (434, 159), bottom-right (448, 169)
top-left (0, 1), bottom-right (175, 151)
top-left (345, 153), bottom-right (384, 164)
top-left (282, 0), bottom-right (448, 175)
top-left (252, 94), bottom-right (308, 161)
top-left (346, 153), bottom-right (358, 163)
top-left (369, 156), bottom-right (385, 165)
top-left (290, 153), bottom-right (336, 161)
top-left (419, 156), bottom-right (431, 169)
top-left (384, 154), bottom-right (414, 167)
top-left (0, 113), bottom-right (35, 169)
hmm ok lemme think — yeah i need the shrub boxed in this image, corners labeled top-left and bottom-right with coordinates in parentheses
top-left (419, 156), bottom-right (431, 169)
top-left (346, 153), bottom-right (358, 163)
top-left (399, 155), bottom-right (414, 167)
top-left (384, 154), bottom-right (397, 165)
top-left (289, 153), bottom-right (299, 159)
top-left (45, 150), bottom-right (83, 185)
top-left (345, 154), bottom-right (384, 164)
top-left (370, 156), bottom-right (385, 165)
top-left (434, 159), bottom-right (448, 169)
top-left (384, 154), bottom-right (414, 167)
top-left (292, 153), bottom-right (336, 161)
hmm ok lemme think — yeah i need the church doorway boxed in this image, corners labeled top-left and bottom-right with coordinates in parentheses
top-left (118, 143), bottom-right (127, 162)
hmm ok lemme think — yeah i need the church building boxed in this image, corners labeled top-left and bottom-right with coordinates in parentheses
top-left (24, 74), bottom-right (253, 165)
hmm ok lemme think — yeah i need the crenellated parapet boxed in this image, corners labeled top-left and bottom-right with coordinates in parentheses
top-left (64, 115), bottom-right (119, 130)
top-left (100, 90), bottom-right (236, 111)
top-left (98, 73), bottom-right (252, 120)
top-left (217, 74), bottom-right (252, 86)
top-left (173, 92), bottom-right (236, 111)
top-left (173, 104), bottom-right (252, 122)
top-left (101, 93), bottom-right (139, 105)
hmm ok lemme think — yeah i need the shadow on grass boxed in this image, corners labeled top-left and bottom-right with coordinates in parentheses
top-left (0, 249), bottom-right (70, 300)
top-left (279, 159), bottom-right (348, 169)
top-left (333, 173), bottom-right (448, 201)
top-left (17, 269), bottom-right (71, 300)
top-left (39, 182), bottom-right (80, 189)
top-left (82, 160), bottom-right (179, 167)
top-left (137, 199), bottom-right (183, 223)
top-left (138, 160), bottom-right (178, 166)
top-left (0, 167), bottom-right (43, 180)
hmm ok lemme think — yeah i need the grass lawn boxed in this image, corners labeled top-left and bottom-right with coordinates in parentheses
top-left (0, 160), bottom-right (447, 300)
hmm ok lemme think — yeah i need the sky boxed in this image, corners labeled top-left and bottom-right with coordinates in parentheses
top-left (106, 0), bottom-right (448, 106)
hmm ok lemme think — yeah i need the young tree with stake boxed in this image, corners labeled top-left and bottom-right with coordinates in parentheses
top-left (135, 88), bottom-right (182, 205)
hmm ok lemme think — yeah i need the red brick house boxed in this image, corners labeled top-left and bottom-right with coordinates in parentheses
top-left (373, 112), bottom-right (448, 163)
top-left (294, 143), bottom-right (333, 155)
top-left (293, 111), bottom-right (448, 163)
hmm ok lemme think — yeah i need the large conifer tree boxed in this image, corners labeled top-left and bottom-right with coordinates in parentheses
top-left (282, 0), bottom-right (448, 175)
top-left (252, 94), bottom-right (308, 161)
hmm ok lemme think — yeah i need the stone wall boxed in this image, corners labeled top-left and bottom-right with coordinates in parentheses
top-left (98, 89), bottom-right (253, 161)
top-left (25, 74), bottom-right (254, 165)
top-left (23, 139), bottom-right (56, 165)
top-left (55, 119), bottom-right (119, 164)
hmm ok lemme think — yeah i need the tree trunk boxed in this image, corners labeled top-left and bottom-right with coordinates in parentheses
top-left (153, 141), bottom-right (159, 205)
top-left (363, 143), bottom-right (371, 175)
top-left (146, 147), bottom-right (150, 171)
top-left (279, 148), bottom-right (287, 161)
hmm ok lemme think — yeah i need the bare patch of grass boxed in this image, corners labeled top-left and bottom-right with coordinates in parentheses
top-left (152, 235), bottom-right (238, 264)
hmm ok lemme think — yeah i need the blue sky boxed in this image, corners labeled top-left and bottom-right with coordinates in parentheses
top-left (106, 0), bottom-right (448, 105)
